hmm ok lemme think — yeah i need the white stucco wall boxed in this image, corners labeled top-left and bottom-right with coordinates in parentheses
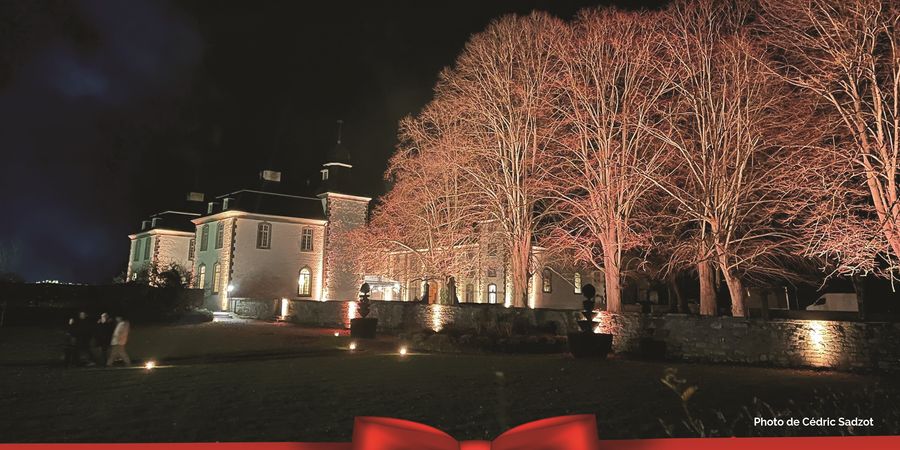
top-left (154, 233), bottom-right (193, 271)
top-left (192, 218), bottom-right (234, 309)
top-left (230, 217), bottom-right (326, 301)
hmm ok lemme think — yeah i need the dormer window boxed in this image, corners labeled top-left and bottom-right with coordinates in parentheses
top-left (321, 169), bottom-right (329, 181)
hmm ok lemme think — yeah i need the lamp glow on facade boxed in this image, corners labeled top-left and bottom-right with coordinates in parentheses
top-left (227, 284), bottom-right (235, 293)
top-left (280, 298), bottom-right (289, 318)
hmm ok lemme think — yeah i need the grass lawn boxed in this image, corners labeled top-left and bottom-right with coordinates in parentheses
top-left (0, 317), bottom-right (896, 442)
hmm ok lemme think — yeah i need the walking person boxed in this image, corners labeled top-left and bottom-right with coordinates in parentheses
top-left (73, 311), bottom-right (95, 366)
top-left (95, 313), bottom-right (115, 365)
top-left (106, 315), bottom-right (131, 367)
top-left (63, 317), bottom-right (77, 368)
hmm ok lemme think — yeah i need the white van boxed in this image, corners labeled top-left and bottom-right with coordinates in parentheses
top-left (805, 293), bottom-right (859, 312)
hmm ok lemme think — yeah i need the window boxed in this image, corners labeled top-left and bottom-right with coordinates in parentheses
top-left (542, 268), bottom-right (552, 293)
top-left (487, 243), bottom-right (497, 256)
top-left (215, 222), bottom-right (224, 249)
top-left (197, 264), bottom-right (207, 289)
top-left (574, 273), bottom-right (582, 294)
top-left (487, 267), bottom-right (497, 278)
top-left (132, 241), bottom-right (139, 261)
top-left (465, 284), bottom-right (474, 303)
top-left (200, 224), bottom-right (209, 251)
top-left (188, 239), bottom-right (195, 261)
top-left (487, 283), bottom-right (498, 304)
top-left (298, 267), bottom-right (311, 297)
top-left (257, 222), bottom-right (272, 249)
top-left (143, 237), bottom-right (151, 261)
top-left (212, 262), bottom-right (221, 293)
top-left (301, 228), bottom-right (313, 252)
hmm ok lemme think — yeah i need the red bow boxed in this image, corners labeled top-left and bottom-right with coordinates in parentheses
top-left (351, 415), bottom-right (599, 450)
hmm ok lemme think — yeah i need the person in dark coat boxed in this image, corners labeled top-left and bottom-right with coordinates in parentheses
top-left (73, 311), bottom-right (95, 366)
top-left (94, 313), bottom-right (115, 365)
top-left (63, 317), bottom-right (77, 368)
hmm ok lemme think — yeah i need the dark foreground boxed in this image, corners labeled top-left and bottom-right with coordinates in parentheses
top-left (0, 318), bottom-right (897, 442)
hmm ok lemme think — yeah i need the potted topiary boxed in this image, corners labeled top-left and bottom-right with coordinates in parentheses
top-left (350, 283), bottom-right (378, 338)
top-left (567, 284), bottom-right (614, 358)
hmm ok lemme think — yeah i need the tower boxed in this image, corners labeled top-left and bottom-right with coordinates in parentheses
top-left (318, 120), bottom-right (371, 300)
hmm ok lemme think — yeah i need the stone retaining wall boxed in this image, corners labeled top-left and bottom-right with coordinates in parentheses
top-left (595, 312), bottom-right (900, 372)
top-left (230, 298), bottom-right (900, 372)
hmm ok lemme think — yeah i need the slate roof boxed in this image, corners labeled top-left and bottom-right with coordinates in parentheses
top-left (146, 211), bottom-right (200, 233)
top-left (214, 189), bottom-right (325, 220)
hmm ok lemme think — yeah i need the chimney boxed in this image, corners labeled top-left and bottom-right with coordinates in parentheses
top-left (151, 217), bottom-right (161, 228)
top-left (260, 170), bottom-right (282, 182)
top-left (141, 220), bottom-right (151, 231)
top-left (186, 192), bottom-right (205, 202)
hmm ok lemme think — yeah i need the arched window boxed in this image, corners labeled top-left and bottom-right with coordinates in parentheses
top-left (301, 228), bottom-right (313, 252)
top-left (487, 283), bottom-right (498, 304)
top-left (200, 224), bottom-right (210, 251)
top-left (257, 222), bottom-right (272, 249)
top-left (298, 267), bottom-right (312, 297)
top-left (542, 268), bottom-right (552, 293)
top-left (197, 264), bottom-right (207, 289)
top-left (574, 273), bottom-right (582, 294)
top-left (465, 283), bottom-right (474, 303)
top-left (212, 262), bottom-right (221, 293)
top-left (215, 222), bottom-right (224, 249)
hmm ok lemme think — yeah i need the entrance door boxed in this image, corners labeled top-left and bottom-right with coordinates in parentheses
top-left (428, 281), bottom-right (439, 304)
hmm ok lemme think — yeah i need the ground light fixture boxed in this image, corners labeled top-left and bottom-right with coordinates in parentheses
top-left (349, 342), bottom-right (357, 350)
top-left (144, 361), bottom-right (157, 370)
top-left (334, 332), bottom-right (340, 337)
top-left (399, 346), bottom-right (408, 356)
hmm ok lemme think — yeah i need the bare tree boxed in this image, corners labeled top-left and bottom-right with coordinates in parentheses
top-left (433, 12), bottom-right (566, 307)
top-left (649, 0), bottom-right (820, 317)
top-left (543, 8), bottom-right (671, 313)
top-left (760, 0), bottom-right (900, 277)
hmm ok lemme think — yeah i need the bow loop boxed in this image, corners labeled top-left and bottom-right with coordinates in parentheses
top-left (352, 416), bottom-right (598, 450)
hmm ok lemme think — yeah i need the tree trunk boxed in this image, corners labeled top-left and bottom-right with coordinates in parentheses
top-left (718, 260), bottom-right (747, 317)
top-left (668, 277), bottom-right (687, 314)
top-left (510, 237), bottom-right (531, 308)
top-left (852, 274), bottom-right (867, 321)
top-left (603, 252), bottom-right (622, 313)
top-left (698, 259), bottom-right (717, 316)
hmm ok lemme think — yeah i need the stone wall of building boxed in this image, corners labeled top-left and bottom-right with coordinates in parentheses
top-left (595, 312), bottom-right (900, 372)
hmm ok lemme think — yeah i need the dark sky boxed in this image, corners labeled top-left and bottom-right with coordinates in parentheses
top-left (0, 0), bottom-right (664, 284)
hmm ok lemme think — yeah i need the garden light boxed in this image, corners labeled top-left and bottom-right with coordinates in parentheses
top-left (349, 342), bottom-right (357, 350)
top-left (399, 346), bottom-right (408, 356)
top-left (144, 361), bottom-right (157, 370)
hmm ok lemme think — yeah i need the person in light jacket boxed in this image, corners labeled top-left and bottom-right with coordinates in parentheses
top-left (106, 316), bottom-right (131, 367)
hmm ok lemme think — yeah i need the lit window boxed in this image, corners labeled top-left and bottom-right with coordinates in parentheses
top-left (212, 262), bottom-right (221, 293)
top-left (574, 273), bottom-right (582, 294)
top-left (298, 267), bottom-right (311, 297)
top-left (542, 268), bottom-right (552, 293)
top-left (465, 283), bottom-right (474, 302)
top-left (257, 222), bottom-right (272, 249)
top-left (215, 222), bottom-right (224, 249)
top-left (200, 224), bottom-right (209, 251)
top-left (487, 267), bottom-right (497, 278)
top-left (301, 228), bottom-right (313, 252)
top-left (143, 237), bottom-right (151, 261)
top-left (188, 238), bottom-right (195, 261)
top-left (487, 284), bottom-right (498, 304)
top-left (197, 264), bottom-right (207, 289)
top-left (132, 241), bottom-right (139, 261)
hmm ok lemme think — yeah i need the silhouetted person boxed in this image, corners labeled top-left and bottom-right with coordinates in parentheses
top-left (73, 311), bottom-right (95, 366)
top-left (107, 316), bottom-right (131, 367)
top-left (95, 313), bottom-right (115, 365)
top-left (63, 317), bottom-right (77, 368)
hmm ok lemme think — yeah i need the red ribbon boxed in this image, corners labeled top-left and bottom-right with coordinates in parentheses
top-left (352, 415), bottom-right (598, 450)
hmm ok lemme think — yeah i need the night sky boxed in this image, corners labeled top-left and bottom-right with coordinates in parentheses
top-left (0, 0), bottom-right (664, 284)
